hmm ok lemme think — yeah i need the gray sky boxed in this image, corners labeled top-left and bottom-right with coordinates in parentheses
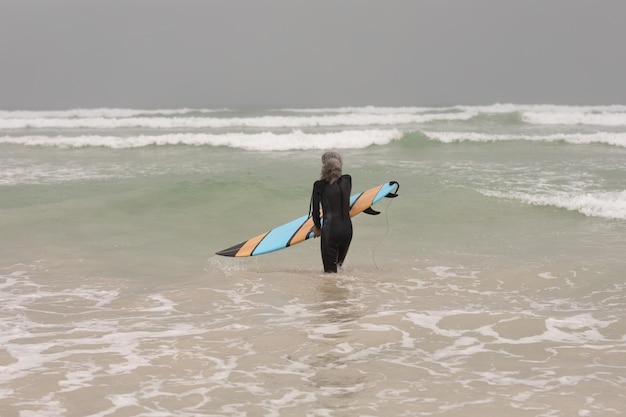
top-left (1, 0), bottom-right (625, 109)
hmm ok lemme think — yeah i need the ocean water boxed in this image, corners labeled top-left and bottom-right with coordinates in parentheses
top-left (1, 104), bottom-right (625, 416)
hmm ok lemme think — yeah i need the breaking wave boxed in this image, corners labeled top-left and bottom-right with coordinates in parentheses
top-left (482, 190), bottom-right (626, 220)
top-left (423, 131), bottom-right (626, 148)
top-left (0, 129), bottom-right (403, 150)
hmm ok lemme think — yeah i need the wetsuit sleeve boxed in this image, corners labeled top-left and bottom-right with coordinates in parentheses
top-left (343, 174), bottom-right (352, 190)
top-left (341, 174), bottom-right (352, 213)
top-left (311, 180), bottom-right (324, 229)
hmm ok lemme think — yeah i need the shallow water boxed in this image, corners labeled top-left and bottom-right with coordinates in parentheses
top-left (1, 105), bottom-right (625, 416)
top-left (1, 257), bottom-right (624, 417)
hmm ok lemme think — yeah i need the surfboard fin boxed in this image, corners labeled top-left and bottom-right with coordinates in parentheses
top-left (364, 207), bottom-right (380, 215)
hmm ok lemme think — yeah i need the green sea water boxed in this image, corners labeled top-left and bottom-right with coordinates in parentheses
top-left (1, 106), bottom-right (625, 416)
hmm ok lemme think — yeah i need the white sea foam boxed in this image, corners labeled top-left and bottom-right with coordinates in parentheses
top-left (481, 190), bottom-right (626, 220)
top-left (0, 162), bottom-right (133, 185)
top-left (280, 105), bottom-right (450, 114)
top-left (0, 111), bottom-right (476, 129)
top-left (286, 103), bottom-right (626, 116)
top-left (423, 131), bottom-right (626, 147)
top-left (0, 108), bottom-right (227, 119)
top-left (463, 103), bottom-right (626, 127)
top-left (3, 105), bottom-right (626, 129)
top-left (0, 129), bottom-right (403, 150)
top-left (523, 110), bottom-right (626, 126)
top-left (404, 310), bottom-right (616, 346)
top-left (452, 103), bottom-right (626, 127)
top-left (1, 261), bottom-right (624, 417)
top-left (459, 103), bottom-right (626, 113)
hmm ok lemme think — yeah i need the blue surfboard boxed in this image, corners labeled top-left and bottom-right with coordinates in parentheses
top-left (216, 181), bottom-right (399, 257)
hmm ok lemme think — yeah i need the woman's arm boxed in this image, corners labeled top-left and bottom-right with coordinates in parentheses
top-left (311, 180), bottom-right (324, 230)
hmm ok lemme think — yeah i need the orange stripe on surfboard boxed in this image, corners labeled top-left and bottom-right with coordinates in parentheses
top-left (236, 231), bottom-right (269, 257)
top-left (288, 216), bottom-right (316, 247)
top-left (350, 185), bottom-right (382, 216)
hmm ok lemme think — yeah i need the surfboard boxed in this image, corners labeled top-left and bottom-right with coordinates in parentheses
top-left (215, 181), bottom-right (399, 257)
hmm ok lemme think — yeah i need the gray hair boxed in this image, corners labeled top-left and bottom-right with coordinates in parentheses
top-left (320, 151), bottom-right (343, 183)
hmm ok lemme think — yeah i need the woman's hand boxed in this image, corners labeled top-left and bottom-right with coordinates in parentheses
top-left (312, 226), bottom-right (322, 238)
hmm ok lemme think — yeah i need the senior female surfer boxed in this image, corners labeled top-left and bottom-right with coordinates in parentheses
top-left (311, 151), bottom-right (353, 273)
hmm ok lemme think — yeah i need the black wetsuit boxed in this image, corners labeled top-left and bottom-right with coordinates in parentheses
top-left (311, 174), bottom-right (353, 273)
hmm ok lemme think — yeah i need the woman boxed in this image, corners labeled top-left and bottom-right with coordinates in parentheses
top-left (311, 151), bottom-right (353, 273)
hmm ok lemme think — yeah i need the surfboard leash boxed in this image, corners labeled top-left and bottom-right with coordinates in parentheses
top-left (371, 196), bottom-right (394, 271)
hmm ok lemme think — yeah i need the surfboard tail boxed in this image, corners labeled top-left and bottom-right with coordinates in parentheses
top-left (349, 181), bottom-right (399, 217)
top-left (386, 181), bottom-right (399, 198)
top-left (362, 181), bottom-right (400, 215)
